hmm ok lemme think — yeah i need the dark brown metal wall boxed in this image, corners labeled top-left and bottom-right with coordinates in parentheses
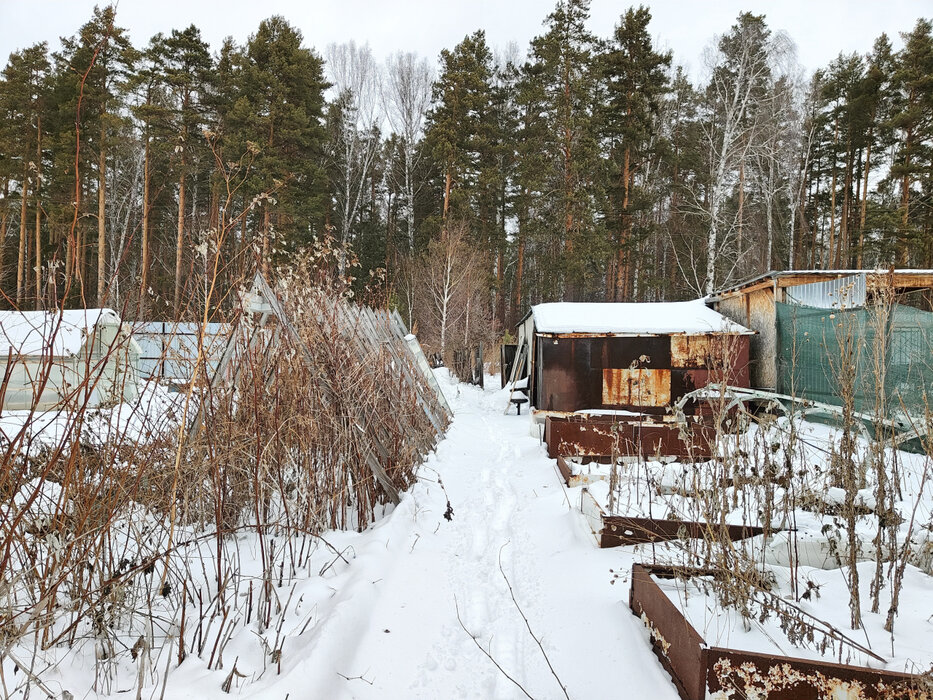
top-left (630, 564), bottom-right (708, 700)
top-left (536, 334), bottom-right (750, 413)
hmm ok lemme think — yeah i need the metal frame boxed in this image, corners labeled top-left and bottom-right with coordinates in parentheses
top-left (674, 383), bottom-right (926, 446)
top-left (186, 272), bottom-right (452, 505)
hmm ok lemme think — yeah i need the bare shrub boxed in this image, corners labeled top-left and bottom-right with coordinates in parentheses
top-left (0, 257), bottom-right (449, 696)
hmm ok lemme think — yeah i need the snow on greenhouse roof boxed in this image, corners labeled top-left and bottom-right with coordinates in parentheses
top-left (0, 309), bottom-right (119, 357)
top-left (531, 299), bottom-right (752, 335)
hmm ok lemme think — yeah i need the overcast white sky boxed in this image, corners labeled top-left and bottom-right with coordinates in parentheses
top-left (0, 0), bottom-right (927, 80)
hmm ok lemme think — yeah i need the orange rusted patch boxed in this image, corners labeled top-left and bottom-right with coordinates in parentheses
top-left (671, 335), bottom-right (711, 368)
top-left (602, 368), bottom-right (671, 407)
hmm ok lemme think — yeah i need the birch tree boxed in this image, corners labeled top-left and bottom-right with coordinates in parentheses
top-left (697, 13), bottom-right (780, 294)
top-left (382, 51), bottom-right (432, 252)
top-left (326, 42), bottom-right (381, 260)
top-left (750, 70), bottom-right (804, 271)
top-left (416, 222), bottom-right (487, 356)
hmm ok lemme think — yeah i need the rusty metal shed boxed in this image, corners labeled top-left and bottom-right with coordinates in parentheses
top-left (512, 300), bottom-right (753, 419)
top-left (709, 269), bottom-right (933, 391)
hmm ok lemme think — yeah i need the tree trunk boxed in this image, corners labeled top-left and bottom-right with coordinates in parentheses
top-left (34, 118), bottom-right (42, 308)
top-left (808, 158), bottom-right (820, 268)
top-left (496, 246), bottom-right (505, 330)
top-left (840, 140), bottom-right (853, 267)
top-left (262, 202), bottom-right (271, 277)
top-left (385, 190), bottom-right (394, 273)
top-left (828, 116), bottom-right (838, 268)
top-left (79, 209), bottom-right (86, 290)
top-left (174, 171), bottom-right (186, 320)
top-left (97, 142), bottom-right (106, 303)
top-left (737, 160), bottom-right (745, 260)
top-left (442, 167), bottom-right (452, 226)
top-left (514, 198), bottom-right (526, 325)
top-left (0, 179), bottom-right (8, 287)
top-left (16, 168), bottom-right (27, 305)
top-left (405, 151), bottom-right (415, 251)
top-left (857, 136), bottom-right (872, 268)
top-left (615, 146), bottom-right (632, 302)
top-left (140, 134), bottom-right (150, 317)
top-left (765, 190), bottom-right (773, 272)
top-left (898, 126), bottom-right (913, 265)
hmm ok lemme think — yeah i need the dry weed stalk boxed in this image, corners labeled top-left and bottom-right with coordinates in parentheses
top-left (0, 251), bottom-right (448, 697)
top-left (621, 285), bottom-right (933, 668)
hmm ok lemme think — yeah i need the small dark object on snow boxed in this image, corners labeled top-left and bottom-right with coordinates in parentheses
top-left (160, 582), bottom-right (171, 597)
top-left (130, 635), bottom-right (146, 660)
top-left (444, 501), bottom-right (454, 521)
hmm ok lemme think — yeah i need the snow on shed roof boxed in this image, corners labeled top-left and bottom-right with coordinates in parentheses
top-left (531, 300), bottom-right (752, 335)
top-left (0, 309), bottom-right (120, 357)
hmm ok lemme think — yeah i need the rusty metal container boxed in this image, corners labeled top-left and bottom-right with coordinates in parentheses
top-left (544, 414), bottom-right (717, 461)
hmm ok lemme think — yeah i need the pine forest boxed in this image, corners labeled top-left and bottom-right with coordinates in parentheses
top-left (1, 2), bottom-right (932, 352)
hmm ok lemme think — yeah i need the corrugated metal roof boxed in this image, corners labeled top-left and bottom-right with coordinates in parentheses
top-left (784, 273), bottom-right (867, 308)
top-left (710, 269), bottom-right (933, 300)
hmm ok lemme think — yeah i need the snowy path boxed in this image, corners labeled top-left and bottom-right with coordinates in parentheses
top-left (171, 374), bottom-right (679, 699)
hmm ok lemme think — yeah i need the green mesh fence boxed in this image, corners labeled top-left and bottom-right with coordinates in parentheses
top-left (776, 301), bottom-right (933, 418)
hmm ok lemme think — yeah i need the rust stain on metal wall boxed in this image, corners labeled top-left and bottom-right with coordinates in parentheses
top-left (535, 333), bottom-right (750, 413)
top-left (670, 335), bottom-right (711, 368)
top-left (602, 368), bottom-right (671, 407)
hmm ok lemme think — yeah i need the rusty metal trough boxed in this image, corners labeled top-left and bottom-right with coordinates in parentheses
top-left (580, 488), bottom-right (767, 549)
top-left (545, 413), bottom-right (717, 461)
top-left (629, 563), bottom-right (919, 700)
top-left (555, 454), bottom-right (608, 488)
top-left (603, 517), bottom-right (766, 548)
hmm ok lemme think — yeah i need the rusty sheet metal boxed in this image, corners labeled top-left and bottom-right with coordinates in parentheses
top-left (630, 564), bottom-right (919, 700)
top-left (707, 647), bottom-right (917, 700)
top-left (602, 517), bottom-right (766, 548)
top-left (602, 368), bottom-right (671, 407)
top-left (630, 563), bottom-right (709, 700)
top-left (670, 335), bottom-right (711, 368)
top-left (544, 415), bottom-right (715, 460)
top-left (536, 333), bottom-right (751, 414)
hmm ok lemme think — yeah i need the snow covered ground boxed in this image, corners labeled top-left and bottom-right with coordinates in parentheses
top-left (3, 368), bottom-right (682, 699)
top-left (8, 369), bottom-right (933, 697)
top-left (154, 371), bottom-right (679, 699)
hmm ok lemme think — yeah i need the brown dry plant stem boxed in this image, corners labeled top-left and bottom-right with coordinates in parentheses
top-left (823, 292), bottom-right (864, 631)
top-left (497, 543), bottom-right (571, 700)
top-left (453, 595), bottom-right (535, 700)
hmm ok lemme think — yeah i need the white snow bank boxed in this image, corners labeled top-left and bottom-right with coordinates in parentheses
top-left (0, 308), bottom-right (118, 356)
top-left (531, 299), bottom-right (752, 335)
